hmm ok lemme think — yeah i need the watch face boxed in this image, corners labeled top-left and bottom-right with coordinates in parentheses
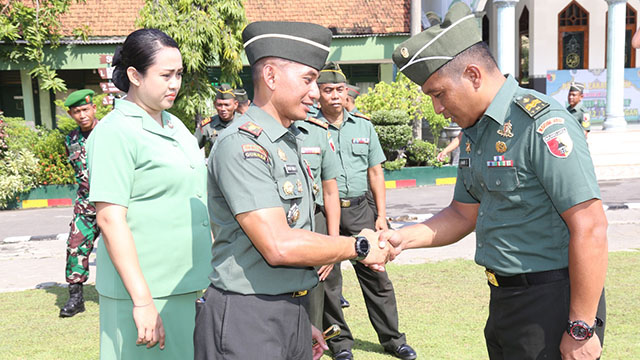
top-left (356, 236), bottom-right (370, 257)
top-left (570, 324), bottom-right (589, 340)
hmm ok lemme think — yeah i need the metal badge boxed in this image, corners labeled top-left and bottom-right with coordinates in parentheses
top-left (400, 47), bottom-right (409, 58)
top-left (283, 181), bottom-right (294, 195)
top-left (278, 148), bottom-right (287, 161)
top-left (497, 120), bottom-right (514, 138)
top-left (312, 183), bottom-right (320, 196)
top-left (496, 141), bottom-right (507, 153)
top-left (465, 141), bottom-right (471, 153)
top-left (284, 164), bottom-right (297, 175)
top-left (287, 203), bottom-right (300, 225)
top-left (296, 179), bottom-right (303, 193)
top-left (485, 269), bottom-right (499, 287)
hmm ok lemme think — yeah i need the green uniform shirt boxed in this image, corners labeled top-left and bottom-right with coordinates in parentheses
top-left (318, 110), bottom-right (386, 198)
top-left (207, 105), bottom-right (318, 295)
top-left (87, 99), bottom-right (212, 299)
top-left (295, 118), bottom-right (340, 206)
top-left (454, 76), bottom-right (600, 276)
top-left (194, 114), bottom-right (234, 148)
top-left (567, 102), bottom-right (591, 132)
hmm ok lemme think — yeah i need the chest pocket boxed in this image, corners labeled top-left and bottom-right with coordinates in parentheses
top-left (485, 167), bottom-right (519, 192)
top-left (351, 143), bottom-right (368, 156)
top-left (304, 154), bottom-right (321, 172)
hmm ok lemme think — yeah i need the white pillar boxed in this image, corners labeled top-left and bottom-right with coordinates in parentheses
top-left (19, 70), bottom-right (36, 125)
top-left (411, 0), bottom-right (421, 36)
top-left (38, 78), bottom-right (53, 129)
top-left (604, 0), bottom-right (628, 130)
top-left (494, 0), bottom-right (519, 76)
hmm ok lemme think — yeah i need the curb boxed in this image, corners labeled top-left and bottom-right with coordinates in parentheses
top-left (2, 233), bottom-right (66, 244)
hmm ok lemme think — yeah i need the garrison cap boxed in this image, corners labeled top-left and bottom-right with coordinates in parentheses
top-left (233, 88), bottom-right (249, 102)
top-left (215, 84), bottom-right (236, 100)
top-left (242, 21), bottom-right (332, 71)
top-left (569, 82), bottom-right (585, 93)
top-left (64, 89), bottom-right (95, 108)
top-left (392, 2), bottom-right (482, 85)
top-left (317, 62), bottom-right (347, 84)
top-left (347, 84), bottom-right (361, 99)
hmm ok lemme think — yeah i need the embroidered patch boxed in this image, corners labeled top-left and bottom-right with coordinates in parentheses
top-left (301, 147), bottom-right (321, 154)
top-left (201, 117), bottom-right (212, 126)
top-left (582, 113), bottom-right (591, 128)
top-left (352, 138), bottom-right (370, 144)
top-left (543, 128), bottom-right (573, 158)
top-left (306, 117), bottom-right (328, 129)
top-left (239, 121), bottom-right (263, 137)
top-left (242, 144), bottom-right (269, 163)
top-left (515, 95), bottom-right (550, 118)
top-left (536, 117), bottom-right (565, 134)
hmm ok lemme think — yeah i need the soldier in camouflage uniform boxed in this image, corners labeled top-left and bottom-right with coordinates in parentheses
top-left (60, 89), bottom-right (100, 318)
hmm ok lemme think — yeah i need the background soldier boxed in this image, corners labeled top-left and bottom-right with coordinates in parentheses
top-left (233, 88), bottom-right (251, 114)
top-left (344, 84), bottom-right (364, 117)
top-left (194, 83), bottom-right (238, 150)
top-left (567, 81), bottom-right (591, 138)
top-left (60, 89), bottom-right (100, 318)
top-left (388, 3), bottom-right (607, 359)
top-left (315, 62), bottom-right (416, 360)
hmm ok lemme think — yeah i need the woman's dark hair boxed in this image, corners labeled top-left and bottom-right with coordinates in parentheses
top-left (111, 28), bottom-right (179, 92)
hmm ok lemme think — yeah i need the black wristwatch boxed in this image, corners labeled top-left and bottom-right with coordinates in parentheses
top-left (566, 319), bottom-right (596, 341)
top-left (353, 236), bottom-right (370, 261)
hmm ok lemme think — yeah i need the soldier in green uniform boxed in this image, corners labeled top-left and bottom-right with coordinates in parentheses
top-left (385, 3), bottom-right (607, 359)
top-left (193, 21), bottom-right (392, 360)
top-left (567, 81), bottom-right (591, 138)
top-left (344, 84), bottom-right (366, 117)
top-left (60, 89), bottom-right (100, 318)
top-left (194, 83), bottom-right (238, 150)
top-left (315, 63), bottom-right (416, 360)
top-left (233, 88), bottom-right (251, 114)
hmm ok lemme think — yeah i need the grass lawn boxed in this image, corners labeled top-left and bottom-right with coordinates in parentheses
top-left (0, 251), bottom-right (638, 359)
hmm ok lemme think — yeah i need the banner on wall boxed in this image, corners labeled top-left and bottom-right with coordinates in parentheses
top-left (546, 69), bottom-right (640, 124)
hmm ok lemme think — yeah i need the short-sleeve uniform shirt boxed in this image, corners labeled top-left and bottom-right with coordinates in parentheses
top-left (567, 102), bottom-right (591, 132)
top-left (318, 110), bottom-right (386, 198)
top-left (295, 117), bottom-right (340, 207)
top-left (194, 114), bottom-right (233, 148)
top-left (207, 105), bottom-right (317, 295)
top-left (454, 76), bottom-right (600, 276)
top-left (87, 99), bottom-right (212, 299)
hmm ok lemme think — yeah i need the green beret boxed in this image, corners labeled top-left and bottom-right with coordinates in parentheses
top-left (317, 62), bottom-right (347, 84)
top-left (392, 2), bottom-right (482, 85)
top-left (233, 88), bottom-right (249, 102)
top-left (215, 84), bottom-right (236, 100)
top-left (64, 89), bottom-right (95, 108)
top-left (569, 82), bottom-right (585, 93)
top-left (347, 84), bottom-right (361, 99)
top-left (242, 21), bottom-right (332, 71)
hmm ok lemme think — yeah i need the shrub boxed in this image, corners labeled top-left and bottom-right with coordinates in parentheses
top-left (382, 158), bottom-right (406, 171)
top-left (33, 129), bottom-right (75, 185)
top-left (0, 116), bottom-right (8, 157)
top-left (371, 110), bottom-right (412, 153)
top-left (406, 139), bottom-right (445, 167)
top-left (0, 149), bottom-right (39, 209)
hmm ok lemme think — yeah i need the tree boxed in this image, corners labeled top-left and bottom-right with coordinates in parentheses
top-left (137, 0), bottom-right (247, 130)
top-left (0, 0), bottom-right (89, 93)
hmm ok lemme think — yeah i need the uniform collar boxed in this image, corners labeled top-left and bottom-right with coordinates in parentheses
top-left (482, 74), bottom-right (519, 127)
top-left (317, 108), bottom-right (353, 128)
top-left (113, 98), bottom-right (176, 138)
top-left (243, 105), bottom-right (296, 142)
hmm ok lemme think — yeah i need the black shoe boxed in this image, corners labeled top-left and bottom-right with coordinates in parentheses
top-left (386, 344), bottom-right (417, 360)
top-left (340, 295), bottom-right (350, 308)
top-left (59, 283), bottom-right (85, 318)
top-left (333, 349), bottom-right (353, 360)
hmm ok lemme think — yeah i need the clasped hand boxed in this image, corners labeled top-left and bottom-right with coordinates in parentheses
top-left (356, 228), bottom-right (399, 271)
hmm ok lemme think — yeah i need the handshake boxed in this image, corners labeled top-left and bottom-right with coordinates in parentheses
top-left (355, 228), bottom-right (404, 272)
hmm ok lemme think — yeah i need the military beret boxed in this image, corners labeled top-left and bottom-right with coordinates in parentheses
top-left (233, 88), bottom-right (249, 102)
top-left (569, 82), bottom-right (585, 93)
top-left (242, 21), bottom-right (332, 71)
top-left (215, 84), bottom-right (236, 100)
top-left (347, 84), bottom-right (361, 99)
top-left (64, 89), bottom-right (95, 108)
top-left (392, 2), bottom-right (482, 85)
top-left (317, 62), bottom-right (347, 84)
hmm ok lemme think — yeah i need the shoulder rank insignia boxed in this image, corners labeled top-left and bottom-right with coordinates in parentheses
top-left (515, 95), bottom-right (550, 118)
top-left (352, 112), bottom-right (371, 121)
top-left (305, 117), bottom-right (328, 129)
top-left (239, 121), bottom-right (263, 137)
top-left (200, 117), bottom-right (212, 127)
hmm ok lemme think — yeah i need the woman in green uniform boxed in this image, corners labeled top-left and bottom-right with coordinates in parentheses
top-left (86, 29), bottom-right (212, 359)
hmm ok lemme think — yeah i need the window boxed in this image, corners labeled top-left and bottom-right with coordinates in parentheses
top-left (558, 1), bottom-right (589, 70)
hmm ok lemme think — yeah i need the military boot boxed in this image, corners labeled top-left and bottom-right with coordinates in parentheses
top-left (59, 283), bottom-right (85, 318)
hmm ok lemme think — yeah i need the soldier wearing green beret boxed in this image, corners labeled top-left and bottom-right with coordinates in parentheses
top-left (193, 21), bottom-right (392, 360)
top-left (59, 89), bottom-right (100, 318)
top-left (385, 3), bottom-right (607, 359)
top-left (567, 81), bottom-right (591, 138)
top-left (313, 62), bottom-right (416, 360)
top-left (233, 88), bottom-right (251, 114)
top-left (194, 83), bottom-right (238, 152)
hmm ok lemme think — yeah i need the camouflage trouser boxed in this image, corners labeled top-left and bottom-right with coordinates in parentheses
top-left (65, 213), bottom-right (100, 284)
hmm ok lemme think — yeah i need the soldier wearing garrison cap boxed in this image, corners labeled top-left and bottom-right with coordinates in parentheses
top-left (567, 81), bottom-right (591, 137)
top-left (194, 83), bottom-right (238, 153)
top-left (60, 89), bottom-right (100, 318)
top-left (385, 2), bottom-right (607, 359)
top-left (233, 88), bottom-right (251, 114)
top-left (344, 84), bottom-right (366, 117)
top-left (194, 21), bottom-right (392, 360)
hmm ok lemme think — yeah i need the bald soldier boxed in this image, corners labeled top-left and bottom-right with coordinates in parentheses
top-left (194, 83), bottom-right (238, 150)
top-left (193, 21), bottom-right (393, 360)
top-left (385, 3), bottom-right (607, 359)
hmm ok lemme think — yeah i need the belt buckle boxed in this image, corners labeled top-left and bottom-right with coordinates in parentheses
top-left (485, 269), bottom-right (499, 287)
top-left (340, 199), bottom-right (351, 208)
top-left (292, 290), bottom-right (307, 298)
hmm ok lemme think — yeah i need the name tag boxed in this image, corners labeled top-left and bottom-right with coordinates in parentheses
top-left (301, 147), bottom-right (321, 154)
top-left (352, 138), bottom-right (369, 144)
top-left (459, 158), bottom-right (471, 168)
top-left (284, 164), bottom-right (298, 175)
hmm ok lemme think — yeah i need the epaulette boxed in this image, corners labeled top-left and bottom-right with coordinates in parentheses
top-left (352, 112), bottom-right (370, 121)
top-left (239, 121), bottom-right (263, 137)
top-left (305, 117), bottom-right (328, 129)
top-left (200, 117), bottom-right (212, 126)
top-left (514, 94), bottom-right (550, 119)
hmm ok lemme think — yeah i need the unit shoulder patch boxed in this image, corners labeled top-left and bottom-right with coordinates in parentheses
top-left (536, 117), bottom-right (565, 134)
top-left (239, 121), bottom-right (263, 137)
top-left (200, 117), bottom-right (213, 127)
top-left (515, 95), bottom-right (550, 119)
top-left (242, 143), bottom-right (269, 163)
top-left (305, 117), bottom-right (329, 129)
top-left (543, 127), bottom-right (573, 158)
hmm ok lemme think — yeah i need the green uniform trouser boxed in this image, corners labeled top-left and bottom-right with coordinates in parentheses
top-left (308, 206), bottom-right (328, 329)
top-left (65, 213), bottom-right (100, 284)
top-left (323, 197), bottom-right (406, 353)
